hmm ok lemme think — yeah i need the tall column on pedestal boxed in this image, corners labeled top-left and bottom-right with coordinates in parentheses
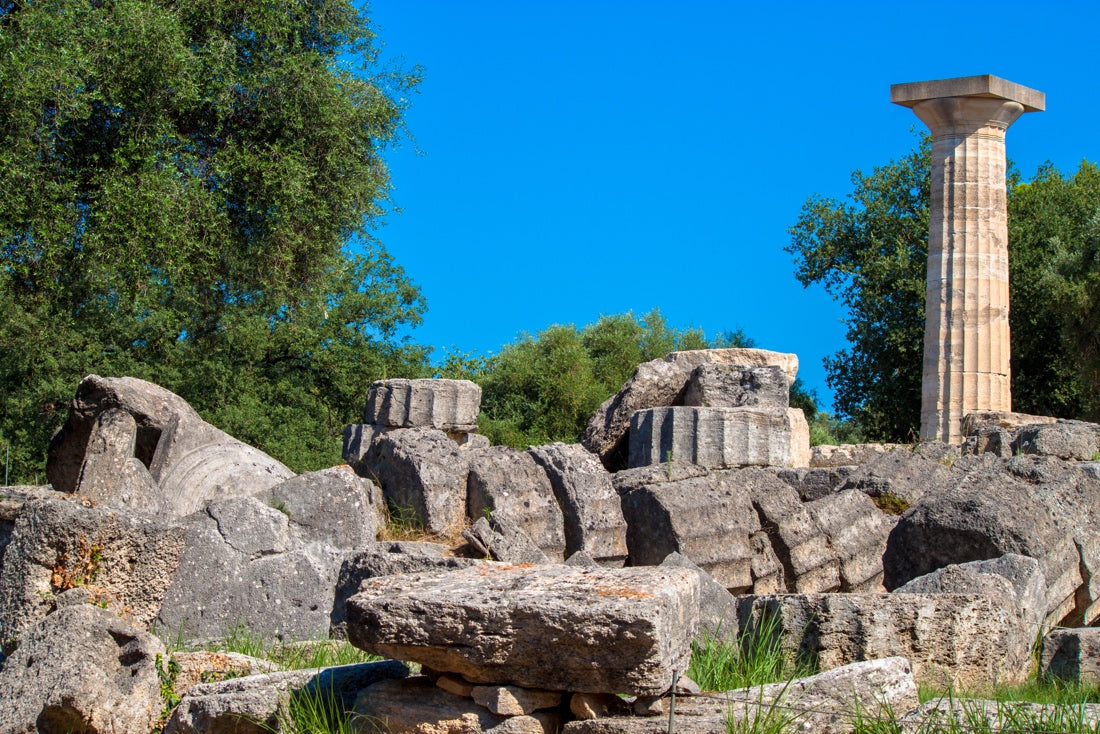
top-left (891, 75), bottom-right (1044, 443)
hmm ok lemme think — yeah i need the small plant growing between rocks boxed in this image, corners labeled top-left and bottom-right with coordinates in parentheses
top-left (378, 499), bottom-right (430, 542)
top-left (871, 493), bottom-right (911, 516)
top-left (50, 534), bottom-right (104, 591)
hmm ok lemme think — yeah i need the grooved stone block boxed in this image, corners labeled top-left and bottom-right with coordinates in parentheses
top-left (628, 406), bottom-right (790, 469)
top-left (364, 378), bottom-right (481, 430)
top-left (345, 564), bottom-right (701, 695)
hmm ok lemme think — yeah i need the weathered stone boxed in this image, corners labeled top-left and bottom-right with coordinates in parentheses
top-left (563, 550), bottom-right (599, 568)
top-left (963, 410), bottom-right (1059, 434)
top-left (0, 604), bottom-right (165, 734)
top-left (787, 407), bottom-right (811, 468)
top-left (564, 657), bottom-right (918, 734)
top-left (353, 677), bottom-right (560, 734)
top-left (437, 673), bottom-right (477, 698)
top-left (47, 375), bottom-right (294, 515)
top-left (620, 473), bottom-right (776, 593)
top-left (681, 364), bottom-right (789, 409)
top-left (659, 552), bottom-right (739, 640)
top-left (900, 698), bottom-right (1100, 733)
top-left (839, 447), bottom-right (961, 507)
top-left (1042, 628), bottom-right (1100, 683)
top-left (750, 471), bottom-right (839, 593)
top-left (628, 406), bottom-right (791, 469)
top-left (611, 461), bottom-right (710, 495)
top-left (170, 651), bottom-right (279, 698)
top-left (167, 661), bottom-right (409, 734)
top-left (463, 516), bottom-right (550, 564)
top-left (74, 408), bottom-right (161, 512)
top-left (582, 348), bottom-right (797, 470)
top-left (963, 424), bottom-right (1016, 457)
top-left (806, 489), bottom-right (896, 592)
top-left (771, 465), bottom-right (856, 501)
top-left (342, 423), bottom-right (387, 476)
top-left (255, 465), bottom-right (382, 550)
top-left (472, 686), bottom-right (562, 716)
top-left (1016, 420), bottom-right (1100, 461)
top-left (467, 446), bottom-right (566, 561)
top-left (569, 692), bottom-right (629, 720)
top-left (0, 496), bottom-right (184, 650)
top-left (882, 455), bottom-right (1094, 625)
top-left (346, 564), bottom-right (700, 695)
top-left (810, 442), bottom-right (907, 468)
top-left (740, 592), bottom-right (1031, 688)
top-left (528, 443), bottom-right (627, 566)
top-left (155, 496), bottom-right (344, 641)
top-left (365, 378), bottom-right (481, 431)
top-left (366, 426), bottom-right (470, 534)
top-left (330, 544), bottom-right (484, 637)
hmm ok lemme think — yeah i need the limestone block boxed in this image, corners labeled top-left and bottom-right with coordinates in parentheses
top-left (353, 677), bottom-right (560, 734)
top-left (345, 564), bottom-right (701, 695)
top-left (167, 661), bottom-right (408, 734)
top-left (838, 447), bottom-right (960, 506)
top-left (772, 466), bottom-right (855, 501)
top-left (1016, 420), bottom-right (1100, 461)
top-left (528, 443), bottom-right (627, 566)
top-left (681, 364), bottom-right (789, 409)
top-left (74, 407), bottom-right (161, 512)
top-left (330, 544), bottom-right (484, 637)
top-left (750, 472), bottom-right (840, 593)
top-left (787, 407), bottom-right (811, 467)
top-left (1042, 628), bottom-right (1100, 683)
top-left (364, 378), bottom-right (481, 431)
top-left (462, 516), bottom-right (550, 564)
top-left (810, 442), bottom-right (907, 468)
top-left (659, 551), bottom-right (740, 641)
top-left (170, 651), bottom-right (279, 699)
top-left (342, 422), bottom-right (388, 476)
top-left (256, 465), bottom-right (382, 550)
top-left (564, 657), bottom-right (918, 734)
top-left (807, 489), bottom-right (895, 592)
top-left (47, 375), bottom-right (294, 515)
top-left (740, 592), bottom-right (1031, 688)
top-left (582, 348), bottom-right (797, 470)
top-left (0, 496), bottom-right (184, 650)
top-left (0, 605), bottom-right (166, 734)
top-left (963, 410), bottom-right (1057, 434)
top-left (628, 406), bottom-right (790, 469)
top-left (467, 446), bottom-right (566, 561)
top-left (366, 426), bottom-right (470, 534)
top-left (471, 685), bottom-right (562, 716)
top-left (620, 473), bottom-right (780, 594)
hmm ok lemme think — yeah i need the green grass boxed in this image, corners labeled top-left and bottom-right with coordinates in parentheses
top-left (266, 682), bottom-right (358, 734)
top-left (688, 614), bottom-right (814, 693)
top-left (206, 625), bottom-right (381, 671)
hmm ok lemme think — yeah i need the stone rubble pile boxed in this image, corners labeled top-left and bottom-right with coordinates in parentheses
top-left (5, 351), bottom-right (1100, 731)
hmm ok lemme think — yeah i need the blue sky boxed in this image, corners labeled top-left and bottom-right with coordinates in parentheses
top-left (362, 1), bottom-right (1100, 412)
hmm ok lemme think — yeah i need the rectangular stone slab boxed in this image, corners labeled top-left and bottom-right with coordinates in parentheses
top-left (345, 563), bottom-right (701, 695)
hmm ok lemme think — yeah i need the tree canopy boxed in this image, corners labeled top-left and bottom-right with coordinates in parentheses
top-left (0, 0), bottom-right (426, 481)
top-left (788, 134), bottom-right (1100, 440)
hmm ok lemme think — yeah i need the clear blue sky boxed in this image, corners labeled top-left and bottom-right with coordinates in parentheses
top-left (361, 0), bottom-right (1100, 412)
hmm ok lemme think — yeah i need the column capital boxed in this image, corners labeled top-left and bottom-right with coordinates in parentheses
top-left (891, 74), bottom-right (1045, 112)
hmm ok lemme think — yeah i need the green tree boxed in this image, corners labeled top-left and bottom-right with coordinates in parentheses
top-left (787, 135), bottom-right (930, 441)
top-left (0, 0), bottom-right (426, 481)
top-left (788, 134), bottom-right (1100, 440)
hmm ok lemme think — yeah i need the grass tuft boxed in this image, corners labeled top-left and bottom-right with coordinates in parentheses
top-left (689, 613), bottom-right (813, 693)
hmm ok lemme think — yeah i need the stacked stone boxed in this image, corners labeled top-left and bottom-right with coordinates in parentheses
top-left (345, 377), bottom-right (488, 453)
top-left (628, 362), bottom-right (802, 470)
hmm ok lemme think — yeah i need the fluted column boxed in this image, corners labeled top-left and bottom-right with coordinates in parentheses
top-left (892, 76), bottom-right (1043, 443)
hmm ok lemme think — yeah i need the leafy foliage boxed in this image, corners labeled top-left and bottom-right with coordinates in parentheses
top-left (0, 0), bottom-right (427, 481)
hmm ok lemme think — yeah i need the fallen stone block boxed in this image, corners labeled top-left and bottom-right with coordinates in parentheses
top-left (166, 660), bottom-right (409, 734)
top-left (463, 516), bottom-right (550, 564)
top-left (1042, 628), bottom-right (1100, 684)
top-left (0, 495), bottom-right (184, 650)
top-left (659, 552), bottom-right (739, 641)
top-left (628, 406), bottom-right (791, 470)
top-left (739, 592), bottom-right (1031, 688)
top-left (74, 407), bottom-right (161, 512)
top-left (838, 446), bottom-right (962, 507)
top-left (810, 442), bottom-right (907, 468)
top-left (620, 473), bottom-right (779, 593)
top-left (750, 471), bottom-right (839, 593)
top-left (1016, 420), bottom-right (1100, 461)
top-left (255, 465), bottom-right (382, 550)
top-left (346, 563), bottom-right (701, 695)
top-left (365, 378), bottom-right (481, 431)
top-left (366, 426), bottom-right (470, 534)
top-left (0, 604), bottom-right (165, 734)
top-left (353, 677), bottom-right (561, 734)
top-left (563, 657), bottom-right (918, 734)
top-left (47, 375), bottom-right (294, 516)
top-left (529, 443), bottom-right (627, 566)
top-left (681, 364), bottom-right (789, 409)
top-left (582, 348), bottom-right (797, 470)
top-left (963, 410), bottom-right (1059, 434)
top-left (806, 489), bottom-right (896, 592)
top-left (467, 446), bottom-right (566, 561)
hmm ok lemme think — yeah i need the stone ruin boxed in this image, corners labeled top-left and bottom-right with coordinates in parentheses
top-left (4, 343), bottom-right (1100, 732)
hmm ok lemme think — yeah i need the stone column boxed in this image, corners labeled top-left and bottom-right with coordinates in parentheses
top-left (891, 75), bottom-right (1044, 443)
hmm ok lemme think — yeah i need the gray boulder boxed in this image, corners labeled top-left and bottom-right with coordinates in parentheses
top-left (346, 563), bottom-right (701, 696)
top-left (255, 465), bottom-right (383, 550)
top-left (364, 378), bottom-right (481, 431)
top-left (365, 426), bottom-right (470, 534)
top-left (467, 446), bottom-right (566, 561)
top-left (806, 489), bottom-right (896, 592)
top-left (0, 604), bottom-right (165, 734)
top-left (529, 443), bottom-right (627, 566)
top-left (772, 465), bottom-right (856, 501)
top-left (165, 661), bottom-right (409, 734)
top-left (47, 375), bottom-right (294, 516)
top-left (681, 364), bottom-right (789, 409)
top-left (462, 516), bottom-right (551, 564)
top-left (838, 447), bottom-right (961, 507)
top-left (74, 408), bottom-right (161, 512)
top-left (659, 551), bottom-right (739, 641)
top-left (0, 495), bottom-right (184, 651)
top-left (1016, 420), bottom-right (1100, 461)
